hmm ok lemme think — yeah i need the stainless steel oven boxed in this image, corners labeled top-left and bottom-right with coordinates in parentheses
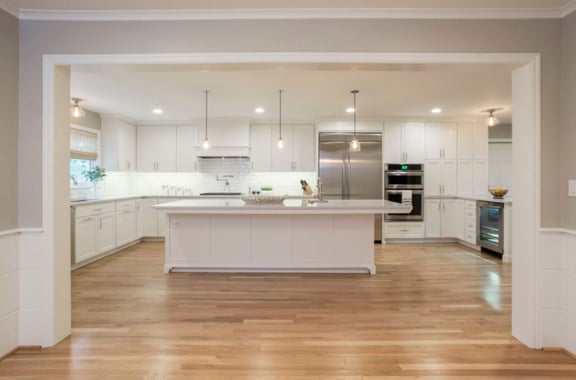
top-left (384, 164), bottom-right (424, 221)
top-left (385, 164), bottom-right (424, 189)
top-left (384, 189), bottom-right (424, 221)
top-left (477, 201), bottom-right (504, 254)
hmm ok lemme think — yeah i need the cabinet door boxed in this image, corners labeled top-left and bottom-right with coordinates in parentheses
top-left (473, 160), bottom-right (489, 197)
top-left (75, 216), bottom-right (98, 262)
top-left (425, 199), bottom-right (442, 238)
top-left (118, 121), bottom-right (136, 171)
top-left (457, 160), bottom-right (474, 196)
top-left (441, 123), bottom-right (459, 159)
top-left (403, 122), bottom-right (425, 163)
top-left (116, 210), bottom-right (137, 246)
top-left (97, 212), bottom-right (116, 254)
top-left (156, 126), bottom-right (178, 172)
top-left (442, 199), bottom-right (465, 239)
top-left (457, 122), bottom-right (474, 159)
top-left (424, 161), bottom-right (443, 196)
top-left (384, 122), bottom-right (403, 163)
top-left (211, 122), bottom-right (250, 146)
top-left (137, 127), bottom-right (158, 172)
top-left (425, 123), bottom-right (443, 160)
top-left (137, 199), bottom-right (159, 238)
top-left (292, 125), bottom-right (316, 171)
top-left (473, 123), bottom-right (489, 159)
top-left (271, 125), bottom-right (293, 171)
top-left (442, 160), bottom-right (458, 197)
top-left (250, 125), bottom-right (272, 172)
top-left (177, 126), bottom-right (198, 172)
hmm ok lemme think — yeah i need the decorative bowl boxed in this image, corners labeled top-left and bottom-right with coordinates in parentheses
top-left (241, 194), bottom-right (287, 205)
top-left (489, 188), bottom-right (508, 199)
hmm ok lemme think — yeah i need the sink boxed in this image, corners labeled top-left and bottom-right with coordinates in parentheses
top-left (199, 192), bottom-right (242, 196)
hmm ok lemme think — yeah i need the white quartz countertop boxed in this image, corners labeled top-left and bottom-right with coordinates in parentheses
top-left (70, 194), bottom-right (315, 206)
top-left (154, 199), bottom-right (412, 215)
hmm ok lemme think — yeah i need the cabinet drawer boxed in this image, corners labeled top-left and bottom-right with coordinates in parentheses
top-left (116, 199), bottom-right (136, 211)
top-left (464, 232), bottom-right (476, 244)
top-left (385, 222), bottom-right (425, 238)
top-left (75, 202), bottom-right (115, 217)
top-left (465, 200), bottom-right (476, 210)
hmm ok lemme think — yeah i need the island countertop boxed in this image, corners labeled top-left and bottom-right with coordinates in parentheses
top-left (154, 199), bottom-right (412, 215)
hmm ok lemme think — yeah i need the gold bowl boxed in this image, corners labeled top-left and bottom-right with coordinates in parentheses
top-left (489, 188), bottom-right (508, 199)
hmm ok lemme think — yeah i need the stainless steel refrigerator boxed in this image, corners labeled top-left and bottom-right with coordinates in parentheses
top-left (318, 132), bottom-right (383, 242)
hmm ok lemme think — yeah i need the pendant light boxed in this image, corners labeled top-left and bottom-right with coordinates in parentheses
top-left (349, 90), bottom-right (361, 152)
top-left (70, 98), bottom-right (86, 118)
top-left (482, 107), bottom-right (503, 127)
top-left (202, 90), bottom-right (210, 149)
top-left (277, 89), bottom-right (284, 149)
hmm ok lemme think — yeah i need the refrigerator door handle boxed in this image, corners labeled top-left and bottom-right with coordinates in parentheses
top-left (341, 159), bottom-right (346, 197)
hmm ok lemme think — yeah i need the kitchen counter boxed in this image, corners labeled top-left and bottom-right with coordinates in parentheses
top-left (70, 194), bottom-right (316, 206)
top-left (156, 199), bottom-right (411, 275)
top-left (424, 195), bottom-right (512, 204)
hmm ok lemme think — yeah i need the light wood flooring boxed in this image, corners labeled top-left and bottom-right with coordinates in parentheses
top-left (1, 242), bottom-right (575, 379)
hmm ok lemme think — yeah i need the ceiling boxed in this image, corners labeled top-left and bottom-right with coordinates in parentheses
top-left (7, 0), bottom-right (574, 11)
top-left (70, 63), bottom-right (514, 125)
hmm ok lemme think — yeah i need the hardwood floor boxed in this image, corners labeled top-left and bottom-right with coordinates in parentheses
top-left (1, 242), bottom-right (575, 379)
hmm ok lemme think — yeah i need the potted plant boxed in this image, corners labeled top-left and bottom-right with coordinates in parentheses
top-left (82, 165), bottom-right (106, 197)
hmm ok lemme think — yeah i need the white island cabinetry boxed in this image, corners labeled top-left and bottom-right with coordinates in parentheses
top-left (156, 199), bottom-right (411, 274)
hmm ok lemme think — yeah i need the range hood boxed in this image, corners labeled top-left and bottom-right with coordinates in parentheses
top-left (196, 146), bottom-right (251, 159)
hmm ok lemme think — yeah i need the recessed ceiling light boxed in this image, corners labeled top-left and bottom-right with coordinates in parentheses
top-left (431, 108), bottom-right (442, 114)
top-left (255, 107), bottom-right (265, 113)
top-left (152, 108), bottom-right (163, 115)
top-left (346, 107), bottom-right (355, 113)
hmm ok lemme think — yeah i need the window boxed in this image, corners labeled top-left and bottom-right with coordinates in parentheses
top-left (70, 125), bottom-right (100, 187)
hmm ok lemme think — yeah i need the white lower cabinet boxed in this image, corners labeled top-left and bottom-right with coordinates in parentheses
top-left (425, 199), bottom-right (464, 239)
top-left (463, 200), bottom-right (477, 245)
top-left (137, 199), bottom-right (159, 238)
top-left (74, 201), bottom-right (117, 264)
top-left (384, 222), bottom-right (425, 239)
top-left (116, 200), bottom-right (138, 246)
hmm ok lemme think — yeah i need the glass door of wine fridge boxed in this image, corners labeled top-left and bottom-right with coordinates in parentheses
top-left (477, 201), bottom-right (504, 254)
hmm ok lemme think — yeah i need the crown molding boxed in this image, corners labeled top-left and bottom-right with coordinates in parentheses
top-left (0, 0), bottom-right (19, 18)
top-left (562, 0), bottom-right (576, 17)
top-left (18, 7), bottom-right (566, 21)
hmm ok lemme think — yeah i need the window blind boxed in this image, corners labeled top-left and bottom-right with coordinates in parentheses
top-left (70, 128), bottom-right (98, 161)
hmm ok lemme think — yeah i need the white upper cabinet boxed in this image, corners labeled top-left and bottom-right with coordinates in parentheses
top-left (176, 126), bottom-right (199, 172)
top-left (425, 122), bottom-right (458, 160)
top-left (253, 124), bottom-right (315, 172)
top-left (458, 122), bottom-right (488, 159)
top-left (250, 125), bottom-right (272, 172)
top-left (137, 126), bottom-right (178, 172)
top-left (101, 116), bottom-right (136, 171)
top-left (206, 120), bottom-right (250, 147)
top-left (425, 160), bottom-right (458, 197)
top-left (384, 122), bottom-right (425, 163)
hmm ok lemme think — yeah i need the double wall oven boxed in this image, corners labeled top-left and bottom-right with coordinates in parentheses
top-left (384, 164), bottom-right (424, 221)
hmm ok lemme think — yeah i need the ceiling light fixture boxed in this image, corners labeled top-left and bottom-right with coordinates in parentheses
top-left (277, 90), bottom-right (284, 149)
top-left (255, 107), bottom-right (265, 113)
top-left (152, 108), bottom-right (163, 115)
top-left (202, 90), bottom-right (210, 149)
top-left (431, 108), bottom-right (442, 114)
top-left (70, 98), bottom-right (86, 118)
top-left (349, 90), bottom-right (361, 152)
top-left (482, 108), bottom-right (503, 127)
top-left (346, 107), bottom-right (355, 113)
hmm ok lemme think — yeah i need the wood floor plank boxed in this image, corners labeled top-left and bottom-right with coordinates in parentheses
top-left (0, 241), bottom-right (574, 379)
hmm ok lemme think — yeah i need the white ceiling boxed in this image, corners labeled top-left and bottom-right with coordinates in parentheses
top-left (70, 63), bottom-right (514, 125)
top-left (8, 0), bottom-right (574, 11)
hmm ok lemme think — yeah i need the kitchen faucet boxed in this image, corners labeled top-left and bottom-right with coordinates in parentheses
top-left (216, 175), bottom-right (234, 187)
top-left (70, 175), bottom-right (78, 186)
top-left (316, 177), bottom-right (323, 201)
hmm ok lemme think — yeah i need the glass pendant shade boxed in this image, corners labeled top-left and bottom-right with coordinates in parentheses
top-left (482, 108), bottom-right (503, 128)
top-left (70, 98), bottom-right (85, 118)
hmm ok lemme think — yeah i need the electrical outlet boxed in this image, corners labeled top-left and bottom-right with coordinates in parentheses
top-left (569, 180), bottom-right (576, 197)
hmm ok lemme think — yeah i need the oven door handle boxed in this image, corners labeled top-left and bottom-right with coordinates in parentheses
top-left (386, 171), bottom-right (424, 176)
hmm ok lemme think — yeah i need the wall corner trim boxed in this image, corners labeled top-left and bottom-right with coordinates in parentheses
top-left (0, 0), bottom-right (19, 19)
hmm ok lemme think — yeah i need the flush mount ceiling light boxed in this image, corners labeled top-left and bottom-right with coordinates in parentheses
top-left (431, 108), bottom-right (442, 114)
top-left (346, 107), bottom-right (355, 113)
top-left (152, 108), bottom-right (163, 115)
top-left (482, 108), bottom-right (504, 127)
top-left (349, 90), bottom-right (361, 152)
top-left (254, 107), bottom-right (265, 113)
top-left (202, 90), bottom-right (210, 149)
top-left (70, 98), bottom-right (86, 118)
top-left (277, 90), bottom-right (284, 149)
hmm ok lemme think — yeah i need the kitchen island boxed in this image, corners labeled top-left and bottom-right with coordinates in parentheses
top-left (155, 199), bottom-right (411, 274)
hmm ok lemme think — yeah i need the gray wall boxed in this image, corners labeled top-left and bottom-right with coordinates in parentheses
top-left (489, 123), bottom-right (512, 140)
top-left (561, 12), bottom-right (576, 228)
top-left (19, 18), bottom-right (562, 227)
top-left (0, 9), bottom-right (18, 231)
top-left (71, 109), bottom-right (101, 131)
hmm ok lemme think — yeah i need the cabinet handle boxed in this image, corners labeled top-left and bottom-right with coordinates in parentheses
top-left (127, 161), bottom-right (131, 170)
top-left (81, 217), bottom-right (95, 223)
top-left (438, 202), bottom-right (441, 211)
top-left (443, 201), bottom-right (445, 211)
top-left (99, 218), bottom-right (103, 229)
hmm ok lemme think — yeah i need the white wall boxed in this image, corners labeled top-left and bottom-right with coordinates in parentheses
top-left (0, 232), bottom-right (19, 357)
top-left (540, 230), bottom-right (576, 354)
